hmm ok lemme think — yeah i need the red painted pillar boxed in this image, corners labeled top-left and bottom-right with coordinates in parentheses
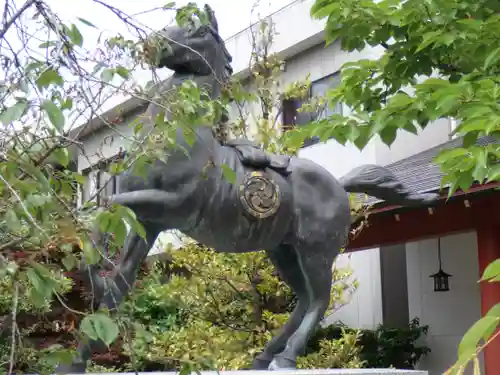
top-left (476, 223), bottom-right (500, 375)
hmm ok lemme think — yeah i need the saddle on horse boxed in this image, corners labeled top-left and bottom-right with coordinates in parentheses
top-left (226, 138), bottom-right (292, 176)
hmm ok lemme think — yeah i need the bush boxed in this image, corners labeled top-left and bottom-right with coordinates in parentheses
top-left (297, 328), bottom-right (366, 369)
top-left (307, 318), bottom-right (431, 369)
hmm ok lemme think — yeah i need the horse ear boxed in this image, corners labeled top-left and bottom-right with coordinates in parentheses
top-left (204, 4), bottom-right (219, 32)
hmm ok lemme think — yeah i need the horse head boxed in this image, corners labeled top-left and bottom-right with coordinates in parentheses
top-left (150, 4), bottom-right (233, 89)
top-left (144, 5), bottom-right (233, 136)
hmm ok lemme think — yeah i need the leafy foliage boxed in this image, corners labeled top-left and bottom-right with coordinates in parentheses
top-left (307, 318), bottom-right (430, 369)
top-left (308, 0), bottom-right (500, 196)
top-left (115, 237), bottom-right (359, 370)
top-left (305, 0), bottom-right (500, 372)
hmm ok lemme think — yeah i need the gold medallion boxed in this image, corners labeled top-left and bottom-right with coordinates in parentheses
top-left (238, 171), bottom-right (281, 219)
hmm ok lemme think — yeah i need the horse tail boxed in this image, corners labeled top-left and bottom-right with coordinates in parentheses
top-left (338, 164), bottom-right (439, 206)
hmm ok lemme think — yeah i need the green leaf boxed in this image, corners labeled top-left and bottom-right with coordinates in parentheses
top-left (114, 220), bottom-right (128, 247)
top-left (101, 68), bottom-right (115, 83)
top-left (43, 347), bottom-right (74, 367)
top-left (82, 236), bottom-right (101, 265)
top-left (62, 254), bottom-right (77, 271)
top-left (487, 164), bottom-right (500, 182)
top-left (416, 30), bottom-right (442, 52)
top-left (221, 164), bottom-right (237, 184)
top-left (27, 194), bottom-right (49, 207)
top-left (5, 209), bottom-right (21, 231)
top-left (164, 1), bottom-right (176, 9)
top-left (109, 161), bottom-right (125, 175)
top-left (61, 97), bottom-right (73, 110)
top-left (387, 93), bottom-right (413, 110)
top-left (115, 66), bottom-right (130, 79)
top-left (114, 205), bottom-right (145, 239)
top-left (462, 131), bottom-right (479, 148)
top-left (53, 147), bottom-right (70, 167)
top-left (471, 148), bottom-right (488, 184)
top-left (67, 24), bottom-right (84, 46)
top-left (72, 172), bottom-right (85, 185)
top-left (0, 101), bottom-right (28, 125)
top-left (21, 160), bottom-right (51, 190)
top-left (179, 363), bottom-right (193, 375)
top-left (486, 303), bottom-right (500, 318)
top-left (458, 315), bottom-right (499, 360)
top-left (26, 263), bottom-right (57, 300)
top-left (457, 172), bottom-right (474, 192)
top-left (378, 123), bottom-right (398, 146)
top-left (481, 259), bottom-right (500, 282)
top-left (80, 313), bottom-right (119, 346)
top-left (484, 46), bottom-right (500, 70)
top-left (96, 211), bottom-right (113, 233)
top-left (41, 100), bottom-right (65, 131)
top-left (434, 148), bottom-right (469, 164)
top-left (36, 68), bottom-right (64, 89)
top-left (481, 303), bottom-right (500, 343)
top-left (77, 17), bottom-right (96, 28)
top-left (455, 119), bottom-right (488, 135)
top-left (38, 41), bottom-right (58, 48)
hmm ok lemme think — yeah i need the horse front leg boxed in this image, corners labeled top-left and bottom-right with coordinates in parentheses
top-left (56, 223), bottom-right (162, 374)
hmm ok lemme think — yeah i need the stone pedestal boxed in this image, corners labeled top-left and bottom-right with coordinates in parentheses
top-left (84, 370), bottom-right (428, 375)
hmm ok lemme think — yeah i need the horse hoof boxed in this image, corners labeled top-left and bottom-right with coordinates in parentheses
top-left (252, 357), bottom-right (272, 370)
top-left (252, 352), bottom-right (273, 370)
top-left (268, 356), bottom-right (296, 371)
top-left (54, 361), bottom-right (87, 374)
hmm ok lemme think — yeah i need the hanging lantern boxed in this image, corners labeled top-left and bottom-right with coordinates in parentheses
top-left (429, 237), bottom-right (452, 292)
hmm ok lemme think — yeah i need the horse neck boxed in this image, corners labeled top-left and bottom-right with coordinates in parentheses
top-left (141, 73), bottom-right (220, 128)
top-left (139, 72), bottom-right (224, 155)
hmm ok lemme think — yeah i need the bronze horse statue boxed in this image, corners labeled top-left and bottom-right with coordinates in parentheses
top-left (57, 5), bottom-right (438, 373)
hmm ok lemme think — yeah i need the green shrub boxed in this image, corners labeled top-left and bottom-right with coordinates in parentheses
top-left (307, 318), bottom-right (431, 369)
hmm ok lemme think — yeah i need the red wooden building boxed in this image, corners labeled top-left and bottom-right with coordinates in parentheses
top-left (346, 135), bottom-right (500, 374)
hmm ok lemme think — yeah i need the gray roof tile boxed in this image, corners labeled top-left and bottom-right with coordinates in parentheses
top-left (363, 135), bottom-right (497, 205)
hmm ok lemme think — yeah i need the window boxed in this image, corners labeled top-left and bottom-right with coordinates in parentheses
top-left (80, 151), bottom-right (125, 207)
top-left (81, 168), bottom-right (121, 206)
top-left (310, 72), bottom-right (343, 119)
top-left (281, 72), bottom-right (344, 148)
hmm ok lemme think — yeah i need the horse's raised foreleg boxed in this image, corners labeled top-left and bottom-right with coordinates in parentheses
top-left (252, 244), bottom-right (309, 369)
top-left (106, 189), bottom-right (186, 209)
top-left (269, 242), bottom-right (338, 370)
top-left (56, 223), bottom-right (162, 374)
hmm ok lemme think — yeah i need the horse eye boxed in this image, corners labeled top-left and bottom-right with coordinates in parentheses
top-left (196, 27), bottom-right (208, 36)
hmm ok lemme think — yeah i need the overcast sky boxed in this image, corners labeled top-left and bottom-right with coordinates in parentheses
top-left (51, 0), bottom-right (295, 41)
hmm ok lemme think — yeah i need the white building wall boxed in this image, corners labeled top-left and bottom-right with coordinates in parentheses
top-left (405, 232), bottom-right (483, 375)
top-left (323, 248), bottom-right (384, 329)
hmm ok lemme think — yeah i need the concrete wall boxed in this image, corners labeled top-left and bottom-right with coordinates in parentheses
top-left (405, 232), bottom-right (483, 375)
top-left (323, 248), bottom-right (384, 329)
top-left (375, 118), bottom-right (454, 166)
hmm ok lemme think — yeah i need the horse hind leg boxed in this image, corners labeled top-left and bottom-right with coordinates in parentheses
top-left (269, 241), bottom-right (339, 370)
top-left (252, 244), bottom-right (309, 370)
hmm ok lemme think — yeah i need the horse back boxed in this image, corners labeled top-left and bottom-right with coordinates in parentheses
top-left (286, 157), bottom-right (351, 246)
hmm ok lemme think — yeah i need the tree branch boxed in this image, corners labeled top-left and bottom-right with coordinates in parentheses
top-left (8, 282), bottom-right (18, 375)
top-left (0, 0), bottom-right (36, 40)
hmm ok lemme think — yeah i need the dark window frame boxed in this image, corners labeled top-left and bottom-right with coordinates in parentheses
top-left (281, 71), bottom-right (343, 148)
top-left (80, 150), bottom-right (126, 206)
